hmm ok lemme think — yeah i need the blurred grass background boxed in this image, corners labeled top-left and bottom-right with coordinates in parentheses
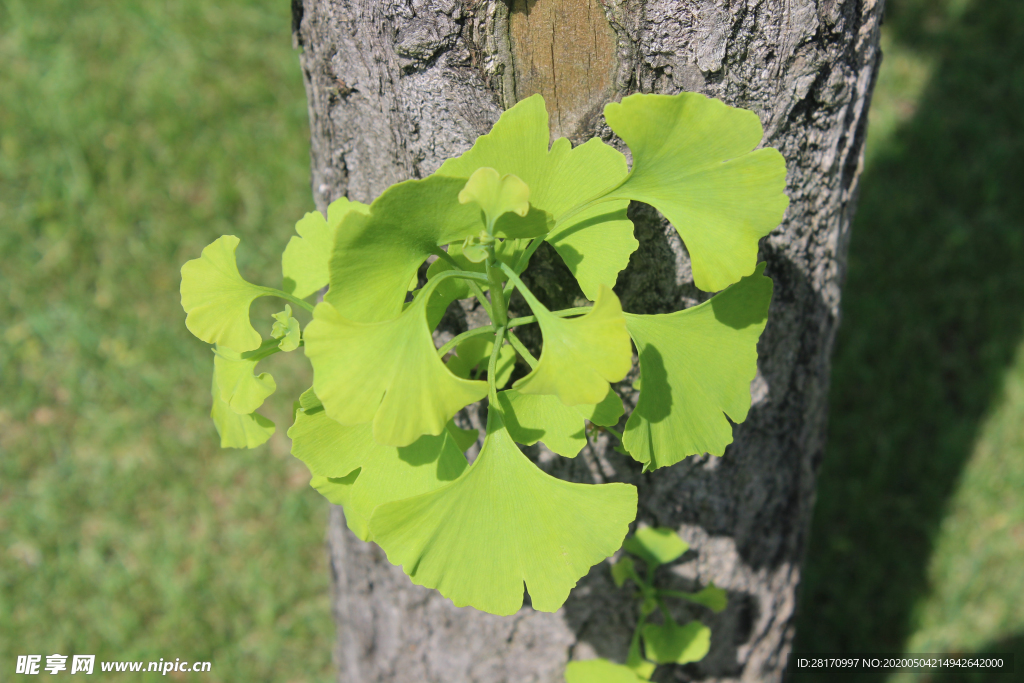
top-left (0, 0), bottom-right (1021, 682)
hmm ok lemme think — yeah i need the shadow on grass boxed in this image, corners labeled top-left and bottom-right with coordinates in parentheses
top-left (792, 0), bottom-right (1024, 679)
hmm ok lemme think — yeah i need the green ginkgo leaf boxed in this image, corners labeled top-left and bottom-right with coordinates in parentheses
top-left (574, 387), bottom-right (625, 427)
top-left (496, 390), bottom-right (587, 458)
top-left (436, 95), bottom-right (638, 299)
top-left (611, 556), bottom-right (636, 588)
top-left (604, 92), bottom-right (788, 292)
top-left (641, 618), bottom-right (711, 665)
top-left (212, 345), bottom-right (277, 415)
top-left (670, 583), bottom-right (728, 613)
top-left (445, 420), bottom-right (479, 452)
top-left (325, 175), bottom-right (546, 322)
top-left (292, 387), bottom-right (468, 539)
top-left (270, 305), bottom-right (301, 352)
top-left (623, 264), bottom-right (772, 469)
top-left (445, 334), bottom-right (516, 388)
top-left (303, 285), bottom-right (488, 447)
top-left (180, 235), bottom-right (267, 352)
top-left (209, 377), bottom-right (274, 449)
top-left (512, 285), bottom-right (633, 406)
top-left (458, 167), bottom-right (531, 230)
top-left (565, 658), bottom-right (648, 683)
top-left (622, 526), bottom-right (689, 568)
top-left (368, 412), bottom-right (637, 615)
top-left (281, 197), bottom-right (369, 299)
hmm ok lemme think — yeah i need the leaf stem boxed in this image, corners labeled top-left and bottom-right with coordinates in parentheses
top-left (603, 424), bottom-right (625, 441)
top-left (485, 245), bottom-right (508, 327)
top-left (505, 331), bottom-right (538, 369)
top-left (487, 326), bottom-right (507, 405)
top-left (436, 325), bottom-right (496, 359)
top-left (506, 306), bottom-right (593, 329)
top-left (498, 262), bottom-right (547, 313)
top-left (257, 287), bottom-right (315, 314)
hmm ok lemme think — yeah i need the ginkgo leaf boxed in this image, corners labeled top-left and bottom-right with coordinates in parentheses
top-left (325, 175), bottom-right (545, 322)
top-left (435, 95), bottom-right (638, 299)
top-left (641, 618), bottom-right (711, 665)
top-left (604, 92), bottom-right (788, 292)
top-left (512, 285), bottom-right (633, 406)
top-left (546, 200), bottom-right (636, 300)
top-left (368, 412), bottom-right (637, 615)
top-left (212, 345), bottom-right (277, 415)
top-left (458, 167), bottom-right (530, 229)
top-left (623, 264), bottom-right (772, 469)
top-left (180, 235), bottom-right (267, 352)
top-left (303, 284), bottom-right (488, 447)
top-left (622, 526), bottom-right (689, 568)
top-left (270, 305), bottom-right (301, 352)
top-left (565, 659), bottom-right (648, 683)
top-left (496, 390), bottom-right (586, 458)
top-left (291, 388), bottom-right (468, 539)
top-left (209, 377), bottom-right (274, 449)
top-left (611, 556), bottom-right (636, 588)
top-left (669, 583), bottom-right (728, 613)
top-left (574, 387), bottom-right (625, 427)
top-left (281, 197), bottom-right (369, 299)
top-left (446, 420), bottom-right (479, 452)
top-left (445, 335), bottom-right (516, 389)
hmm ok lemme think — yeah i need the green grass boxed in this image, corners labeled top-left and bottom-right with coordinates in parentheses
top-left (794, 0), bottom-right (1024, 679)
top-left (0, 1), bottom-right (333, 680)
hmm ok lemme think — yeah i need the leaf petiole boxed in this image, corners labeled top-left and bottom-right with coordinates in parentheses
top-left (436, 325), bottom-right (496, 359)
top-left (256, 287), bottom-right (315, 314)
top-left (487, 326), bottom-right (507, 404)
top-left (506, 306), bottom-right (593, 329)
top-left (505, 331), bottom-right (537, 369)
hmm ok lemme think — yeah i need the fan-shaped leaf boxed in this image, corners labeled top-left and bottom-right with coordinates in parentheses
top-left (574, 387), bottom-right (625, 427)
top-left (496, 390), bottom-right (587, 458)
top-left (291, 390), bottom-right (468, 539)
top-left (325, 175), bottom-right (545, 322)
top-left (611, 556), bottom-right (636, 588)
top-left (604, 92), bottom-right (788, 292)
top-left (180, 235), bottom-right (266, 352)
top-left (565, 659), bottom-right (647, 683)
top-left (304, 284), bottom-right (488, 447)
top-left (282, 197), bottom-right (369, 299)
top-left (212, 345), bottom-right (276, 415)
top-left (641, 618), bottom-right (710, 665)
top-left (622, 527), bottom-right (689, 568)
top-left (458, 167), bottom-right (530, 229)
top-left (209, 377), bottom-right (274, 449)
top-left (436, 95), bottom-right (638, 299)
top-left (623, 264), bottom-right (772, 469)
top-left (369, 412), bottom-right (637, 615)
top-left (513, 285), bottom-right (633, 406)
top-left (270, 305), bottom-right (301, 352)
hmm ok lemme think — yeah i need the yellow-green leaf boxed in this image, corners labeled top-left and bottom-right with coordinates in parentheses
top-left (180, 235), bottom-right (266, 352)
top-left (212, 345), bottom-right (276, 415)
top-left (604, 92), bottom-right (788, 292)
top-left (369, 412), bottom-right (637, 615)
top-left (513, 285), bottom-right (633, 406)
top-left (303, 285), bottom-right (488, 447)
top-left (496, 390), bottom-right (587, 458)
top-left (282, 197), bottom-right (369, 299)
top-left (623, 264), bottom-right (772, 469)
top-left (209, 377), bottom-right (274, 449)
top-left (641, 618), bottom-right (710, 665)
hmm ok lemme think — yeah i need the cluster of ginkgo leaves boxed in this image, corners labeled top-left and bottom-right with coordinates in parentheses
top-left (179, 92), bottom-right (787, 617)
top-left (566, 527), bottom-right (727, 682)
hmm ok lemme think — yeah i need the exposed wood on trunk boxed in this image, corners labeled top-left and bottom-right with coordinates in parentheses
top-left (293, 1), bottom-right (885, 680)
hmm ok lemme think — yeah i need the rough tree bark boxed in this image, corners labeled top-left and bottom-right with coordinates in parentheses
top-left (291, 1), bottom-right (884, 681)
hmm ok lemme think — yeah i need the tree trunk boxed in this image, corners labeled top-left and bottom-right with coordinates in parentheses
top-left (291, 1), bottom-right (884, 681)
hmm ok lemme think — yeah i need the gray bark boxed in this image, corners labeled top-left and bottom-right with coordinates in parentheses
top-left (291, 0), bottom-right (884, 681)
